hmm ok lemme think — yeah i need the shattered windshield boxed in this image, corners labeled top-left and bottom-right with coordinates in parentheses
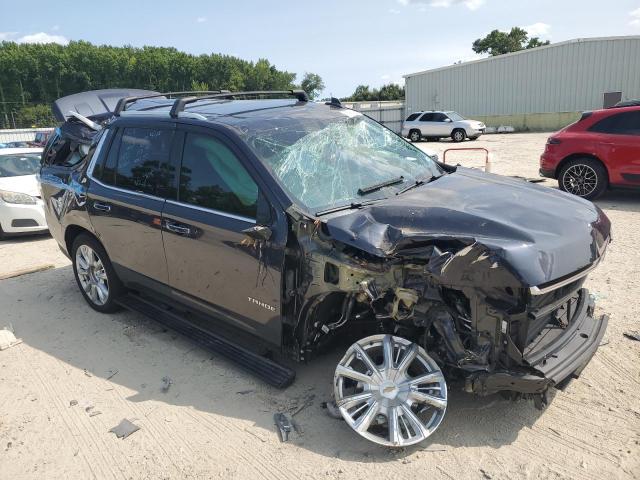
top-left (237, 107), bottom-right (442, 213)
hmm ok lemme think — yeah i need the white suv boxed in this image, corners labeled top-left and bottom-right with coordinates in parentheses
top-left (402, 111), bottom-right (485, 142)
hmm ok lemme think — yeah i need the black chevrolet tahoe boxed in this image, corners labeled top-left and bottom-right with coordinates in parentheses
top-left (40, 89), bottom-right (610, 447)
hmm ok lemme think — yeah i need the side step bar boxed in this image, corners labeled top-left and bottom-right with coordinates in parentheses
top-left (116, 294), bottom-right (296, 388)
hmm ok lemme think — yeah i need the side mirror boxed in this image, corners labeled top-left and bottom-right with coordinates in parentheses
top-left (444, 118), bottom-right (452, 123)
top-left (242, 225), bottom-right (272, 241)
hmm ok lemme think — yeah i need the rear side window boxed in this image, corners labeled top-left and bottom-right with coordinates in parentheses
top-left (419, 113), bottom-right (434, 121)
top-left (179, 133), bottom-right (258, 219)
top-left (107, 127), bottom-right (174, 195)
top-left (589, 112), bottom-right (640, 136)
top-left (406, 113), bottom-right (420, 121)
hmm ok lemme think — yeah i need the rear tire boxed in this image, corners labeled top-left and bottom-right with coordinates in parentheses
top-left (558, 157), bottom-right (608, 200)
top-left (71, 234), bottom-right (124, 313)
top-left (409, 130), bottom-right (422, 142)
top-left (558, 157), bottom-right (609, 200)
top-left (451, 129), bottom-right (466, 143)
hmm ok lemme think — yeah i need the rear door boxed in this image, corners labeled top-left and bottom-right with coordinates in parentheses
top-left (161, 126), bottom-right (284, 345)
top-left (418, 113), bottom-right (437, 136)
top-left (590, 111), bottom-right (640, 185)
top-left (87, 121), bottom-right (177, 284)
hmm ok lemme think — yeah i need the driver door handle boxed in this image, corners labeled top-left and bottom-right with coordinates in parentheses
top-left (165, 221), bottom-right (191, 236)
top-left (93, 201), bottom-right (111, 212)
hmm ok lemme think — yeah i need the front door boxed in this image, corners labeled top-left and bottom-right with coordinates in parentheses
top-left (161, 128), bottom-right (283, 345)
top-left (87, 124), bottom-right (176, 284)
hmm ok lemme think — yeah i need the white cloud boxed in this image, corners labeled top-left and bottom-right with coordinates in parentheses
top-left (0, 32), bottom-right (18, 41)
top-left (524, 22), bottom-right (551, 37)
top-left (17, 32), bottom-right (69, 45)
top-left (196, 16), bottom-right (207, 23)
top-left (398, 0), bottom-right (485, 10)
top-left (381, 74), bottom-right (391, 80)
top-left (52, 25), bottom-right (60, 31)
top-left (630, 7), bottom-right (640, 27)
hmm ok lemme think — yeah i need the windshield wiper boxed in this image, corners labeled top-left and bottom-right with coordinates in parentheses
top-left (316, 200), bottom-right (379, 217)
top-left (396, 175), bottom-right (440, 195)
top-left (357, 176), bottom-right (404, 196)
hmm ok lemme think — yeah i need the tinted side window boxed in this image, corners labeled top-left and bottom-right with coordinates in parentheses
top-left (114, 128), bottom-right (174, 195)
top-left (433, 113), bottom-right (449, 122)
top-left (589, 112), bottom-right (640, 135)
top-left (179, 133), bottom-right (258, 219)
top-left (419, 113), bottom-right (434, 121)
top-left (406, 113), bottom-right (420, 121)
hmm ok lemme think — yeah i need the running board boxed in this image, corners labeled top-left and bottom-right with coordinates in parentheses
top-left (116, 294), bottom-right (295, 388)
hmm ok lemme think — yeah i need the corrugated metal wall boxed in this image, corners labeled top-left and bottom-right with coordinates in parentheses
top-left (342, 101), bottom-right (405, 133)
top-left (404, 37), bottom-right (640, 117)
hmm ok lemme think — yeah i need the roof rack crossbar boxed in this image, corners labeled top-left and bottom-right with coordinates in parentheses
top-left (168, 90), bottom-right (309, 118)
top-left (114, 91), bottom-right (231, 116)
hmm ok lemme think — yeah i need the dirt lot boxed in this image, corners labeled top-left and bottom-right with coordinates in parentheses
top-left (1, 133), bottom-right (638, 479)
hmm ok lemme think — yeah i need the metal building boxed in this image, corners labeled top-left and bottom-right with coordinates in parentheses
top-left (404, 36), bottom-right (640, 131)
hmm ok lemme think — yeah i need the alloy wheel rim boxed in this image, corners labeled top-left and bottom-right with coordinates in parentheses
top-left (410, 132), bottom-right (420, 141)
top-left (562, 164), bottom-right (598, 197)
top-left (334, 334), bottom-right (447, 447)
top-left (75, 245), bottom-right (109, 305)
top-left (454, 131), bottom-right (464, 141)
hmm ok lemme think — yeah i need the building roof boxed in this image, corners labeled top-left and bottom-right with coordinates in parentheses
top-left (403, 36), bottom-right (640, 79)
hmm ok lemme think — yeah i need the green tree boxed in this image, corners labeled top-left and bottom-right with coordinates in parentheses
top-left (472, 27), bottom-right (550, 56)
top-left (342, 83), bottom-right (404, 102)
top-left (14, 104), bottom-right (56, 127)
top-left (300, 72), bottom-right (325, 100)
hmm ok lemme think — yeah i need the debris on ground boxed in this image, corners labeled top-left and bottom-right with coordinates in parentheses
top-left (109, 419), bottom-right (141, 439)
top-left (273, 412), bottom-right (294, 442)
top-left (161, 376), bottom-right (173, 393)
top-left (0, 328), bottom-right (22, 351)
top-left (236, 389), bottom-right (255, 395)
top-left (69, 400), bottom-right (78, 407)
top-left (321, 400), bottom-right (342, 420)
top-left (291, 394), bottom-right (315, 417)
top-left (83, 369), bottom-right (92, 377)
top-left (106, 369), bottom-right (119, 380)
top-left (88, 410), bottom-right (102, 417)
top-left (623, 331), bottom-right (640, 341)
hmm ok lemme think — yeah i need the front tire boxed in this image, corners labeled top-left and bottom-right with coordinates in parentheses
top-left (451, 129), bottom-right (466, 143)
top-left (558, 158), bottom-right (608, 200)
top-left (71, 234), bottom-right (123, 312)
top-left (409, 130), bottom-right (421, 142)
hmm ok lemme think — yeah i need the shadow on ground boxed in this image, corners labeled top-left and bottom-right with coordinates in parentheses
top-left (0, 265), bottom-right (553, 463)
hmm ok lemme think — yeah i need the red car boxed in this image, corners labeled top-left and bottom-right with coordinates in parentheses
top-left (540, 105), bottom-right (640, 199)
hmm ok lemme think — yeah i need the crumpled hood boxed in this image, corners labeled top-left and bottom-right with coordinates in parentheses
top-left (0, 174), bottom-right (40, 198)
top-left (324, 168), bottom-right (611, 287)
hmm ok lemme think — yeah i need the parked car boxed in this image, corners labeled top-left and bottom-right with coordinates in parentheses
top-left (4, 141), bottom-right (32, 148)
top-left (41, 89), bottom-right (610, 448)
top-left (0, 148), bottom-right (48, 238)
top-left (402, 110), bottom-right (485, 142)
top-left (540, 105), bottom-right (640, 199)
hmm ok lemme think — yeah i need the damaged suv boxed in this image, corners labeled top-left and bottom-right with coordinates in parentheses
top-left (40, 89), bottom-right (610, 448)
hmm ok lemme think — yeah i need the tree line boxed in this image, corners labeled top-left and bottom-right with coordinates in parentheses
top-left (0, 40), bottom-right (317, 128)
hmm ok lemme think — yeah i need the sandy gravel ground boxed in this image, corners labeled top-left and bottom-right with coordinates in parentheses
top-left (0, 133), bottom-right (638, 479)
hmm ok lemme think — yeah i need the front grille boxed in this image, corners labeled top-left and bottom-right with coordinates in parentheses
top-left (511, 277), bottom-right (586, 351)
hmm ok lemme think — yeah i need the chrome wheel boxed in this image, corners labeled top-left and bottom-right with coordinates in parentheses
top-left (409, 131), bottom-right (421, 142)
top-left (334, 334), bottom-right (447, 447)
top-left (452, 130), bottom-right (465, 142)
top-left (561, 164), bottom-right (598, 197)
top-left (75, 244), bottom-right (109, 306)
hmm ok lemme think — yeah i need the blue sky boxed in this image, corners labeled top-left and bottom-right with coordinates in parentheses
top-left (1, 0), bottom-right (639, 97)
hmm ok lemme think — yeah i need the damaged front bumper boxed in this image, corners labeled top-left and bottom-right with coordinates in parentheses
top-left (465, 289), bottom-right (607, 396)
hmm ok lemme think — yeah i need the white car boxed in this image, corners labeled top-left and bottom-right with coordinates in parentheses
top-left (0, 148), bottom-right (48, 238)
top-left (402, 111), bottom-right (485, 143)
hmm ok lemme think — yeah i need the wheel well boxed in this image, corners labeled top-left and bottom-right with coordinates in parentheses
top-left (555, 154), bottom-right (608, 180)
top-left (409, 128), bottom-right (421, 135)
top-left (64, 225), bottom-right (98, 255)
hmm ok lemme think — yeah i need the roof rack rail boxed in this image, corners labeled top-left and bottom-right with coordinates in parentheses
top-left (169, 90), bottom-right (309, 118)
top-left (114, 91), bottom-right (231, 116)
